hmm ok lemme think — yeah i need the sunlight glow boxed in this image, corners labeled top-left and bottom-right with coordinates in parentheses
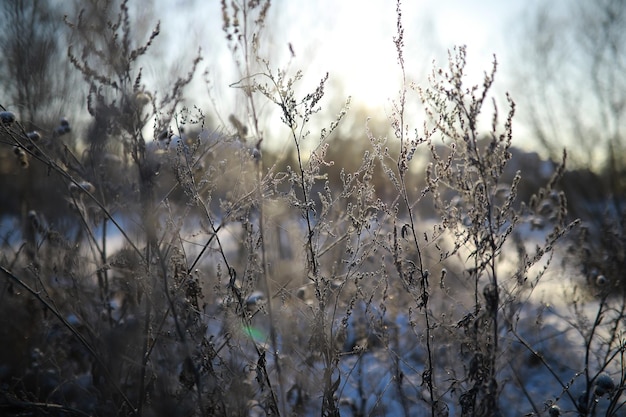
top-left (189, 0), bottom-right (526, 144)
top-left (266, 0), bottom-right (521, 112)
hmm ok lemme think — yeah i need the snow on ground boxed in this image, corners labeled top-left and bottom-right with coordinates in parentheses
top-left (2, 188), bottom-right (623, 415)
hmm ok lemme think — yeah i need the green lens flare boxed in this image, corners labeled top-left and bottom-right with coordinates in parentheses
top-left (242, 325), bottom-right (265, 342)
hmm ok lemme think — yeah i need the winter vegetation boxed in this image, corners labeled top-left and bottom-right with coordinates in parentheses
top-left (0, 1), bottom-right (625, 416)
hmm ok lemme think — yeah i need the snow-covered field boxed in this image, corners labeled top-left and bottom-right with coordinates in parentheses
top-left (1, 176), bottom-right (623, 416)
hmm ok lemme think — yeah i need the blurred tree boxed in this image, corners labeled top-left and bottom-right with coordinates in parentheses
top-left (0, 0), bottom-right (76, 129)
top-left (512, 0), bottom-right (626, 175)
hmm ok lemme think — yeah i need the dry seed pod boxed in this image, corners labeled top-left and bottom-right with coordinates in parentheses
top-left (55, 117), bottom-right (71, 136)
top-left (19, 154), bottom-right (29, 168)
top-left (594, 372), bottom-right (615, 396)
top-left (0, 111), bottom-right (16, 125)
top-left (27, 131), bottom-right (42, 141)
top-left (78, 181), bottom-right (95, 193)
top-left (69, 181), bottom-right (95, 194)
top-left (134, 91), bottom-right (152, 108)
top-left (548, 405), bottom-right (560, 417)
top-left (14, 147), bottom-right (29, 168)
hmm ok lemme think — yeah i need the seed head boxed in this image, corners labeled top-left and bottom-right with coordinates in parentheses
top-left (548, 405), bottom-right (560, 417)
top-left (79, 181), bottom-right (95, 193)
top-left (69, 181), bottom-right (95, 194)
top-left (55, 118), bottom-right (71, 135)
top-left (0, 111), bottom-right (16, 125)
top-left (134, 91), bottom-right (152, 108)
top-left (13, 147), bottom-right (28, 167)
top-left (594, 372), bottom-right (615, 396)
top-left (27, 131), bottom-right (42, 141)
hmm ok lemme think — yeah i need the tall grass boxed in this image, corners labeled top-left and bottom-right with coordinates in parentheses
top-left (0, 1), bottom-right (623, 416)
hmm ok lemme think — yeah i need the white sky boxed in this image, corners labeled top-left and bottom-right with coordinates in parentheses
top-left (155, 0), bottom-right (540, 145)
top-left (270, 0), bottom-right (525, 105)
